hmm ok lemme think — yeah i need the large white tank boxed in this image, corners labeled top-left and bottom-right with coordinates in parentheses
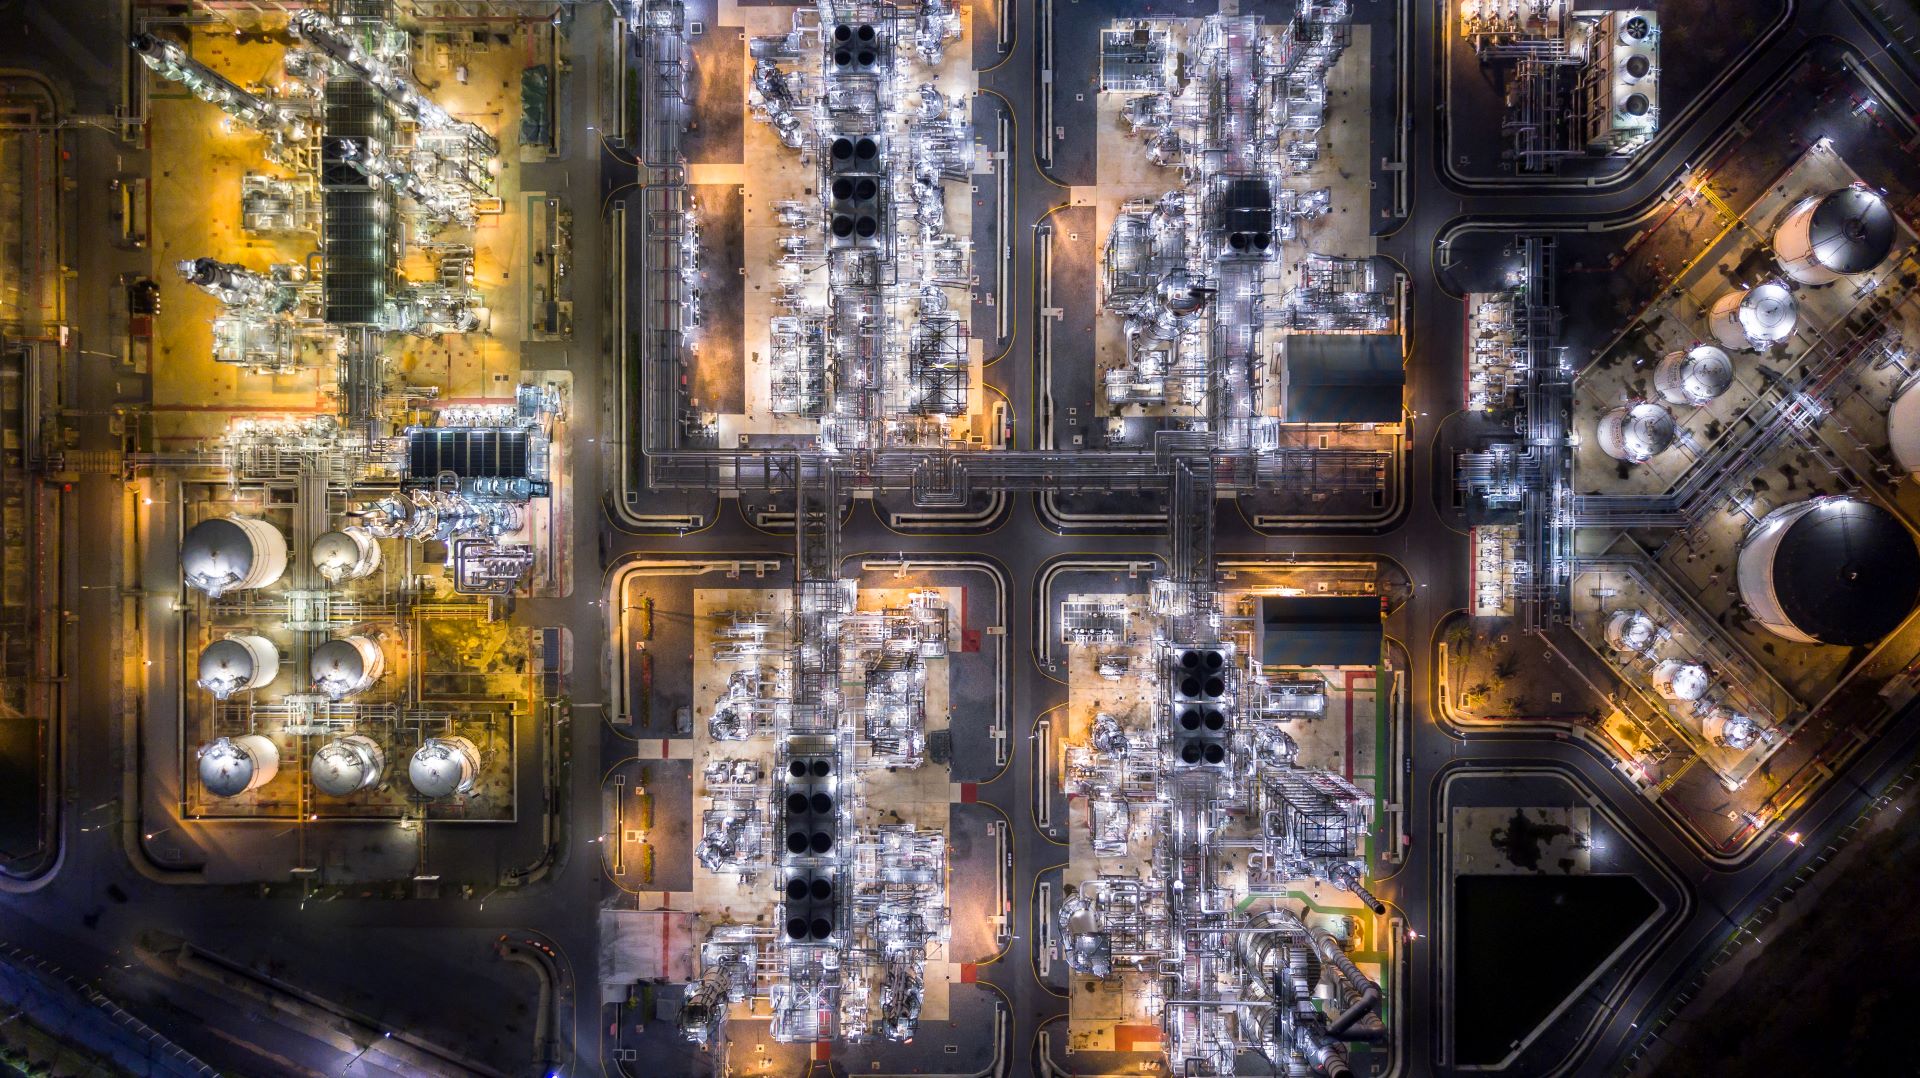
top-left (1653, 345), bottom-right (1734, 407)
top-left (1887, 374), bottom-right (1920, 476)
top-left (409, 736), bottom-right (481, 799)
top-left (1604, 609), bottom-right (1658, 654)
top-left (1738, 496), bottom-right (1920, 646)
top-left (1703, 706), bottom-right (1763, 750)
top-left (1651, 659), bottom-right (1710, 702)
top-left (311, 734), bottom-right (386, 797)
top-left (312, 526), bottom-right (382, 583)
top-left (181, 516), bottom-right (287, 598)
top-left (1773, 185), bottom-right (1896, 285)
top-left (198, 734), bottom-right (280, 798)
top-left (1708, 281), bottom-right (1796, 351)
top-left (196, 635), bottom-right (281, 700)
top-left (1595, 402), bottom-right (1676, 462)
top-left (311, 635), bottom-right (384, 700)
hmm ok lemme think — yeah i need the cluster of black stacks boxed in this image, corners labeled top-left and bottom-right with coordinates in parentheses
top-left (828, 135), bottom-right (886, 245)
top-left (1218, 176), bottom-right (1276, 256)
top-left (782, 755), bottom-right (840, 942)
top-left (829, 22), bottom-right (882, 69)
top-left (1171, 648), bottom-right (1231, 767)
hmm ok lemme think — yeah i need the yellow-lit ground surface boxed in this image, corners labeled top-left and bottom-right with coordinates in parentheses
top-left (688, 585), bottom-right (959, 1030)
top-left (1060, 588), bottom-right (1385, 1053)
top-left (145, 21), bottom-right (539, 449)
top-left (0, 98), bottom-right (61, 329)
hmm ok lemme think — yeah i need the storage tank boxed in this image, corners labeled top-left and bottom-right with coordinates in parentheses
top-left (1708, 281), bottom-right (1796, 351)
top-left (196, 635), bottom-right (281, 700)
top-left (197, 734), bottom-right (280, 798)
top-left (1703, 706), bottom-right (1763, 750)
top-left (311, 635), bottom-right (384, 700)
top-left (1595, 402), bottom-right (1676, 462)
top-left (1773, 184), bottom-right (1896, 285)
top-left (312, 526), bottom-right (381, 583)
top-left (1651, 659), bottom-right (1710, 702)
top-left (311, 734), bottom-right (386, 796)
top-left (181, 516), bottom-right (287, 598)
top-left (1887, 374), bottom-right (1920, 476)
top-left (409, 736), bottom-right (481, 799)
top-left (1737, 496), bottom-right (1920, 645)
top-left (1604, 609), bottom-right (1658, 654)
top-left (1654, 345), bottom-right (1734, 407)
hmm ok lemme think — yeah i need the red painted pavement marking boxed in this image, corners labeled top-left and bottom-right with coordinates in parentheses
top-left (960, 782), bottom-right (977, 803)
top-left (960, 962), bottom-right (978, 983)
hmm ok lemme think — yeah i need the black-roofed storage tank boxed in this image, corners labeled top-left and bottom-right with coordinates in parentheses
top-left (1736, 496), bottom-right (1920, 646)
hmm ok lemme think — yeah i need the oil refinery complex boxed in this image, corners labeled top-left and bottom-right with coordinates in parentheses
top-left (4, 0), bottom-right (1920, 1076)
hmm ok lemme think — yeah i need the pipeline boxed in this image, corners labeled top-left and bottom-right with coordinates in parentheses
top-left (1315, 930), bottom-right (1382, 1039)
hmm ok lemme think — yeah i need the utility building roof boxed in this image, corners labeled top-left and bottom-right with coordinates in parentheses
top-left (1282, 333), bottom-right (1405, 423)
top-left (1257, 595), bottom-right (1383, 669)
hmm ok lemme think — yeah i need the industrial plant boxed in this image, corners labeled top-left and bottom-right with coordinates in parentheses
top-left (6, 0), bottom-right (1920, 1075)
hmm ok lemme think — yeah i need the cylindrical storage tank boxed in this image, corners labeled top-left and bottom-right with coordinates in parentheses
top-left (196, 635), bottom-right (280, 700)
top-left (1773, 185), bottom-right (1896, 285)
top-left (197, 734), bottom-right (280, 798)
top-left (181, 516), bottom-right (287, 598)
top-left (311, 734), bottom-right (386, 796)
top-left (1887, 374), bottom-right (1920, 476)
top-left (1604, 610), bottom-right (1657, 654)
top-left (1654, 345), bottom-right (1734, 407)
top-left (1738, 496), bottom-right (1920, 645)
top-left (312, 526), bottom-right (382, 583)
top-left (311, 635), bottom-right (384, 700)
top-left (1595, 402), bottom-right (1676, 462)
top-left (1708, 281), bottom-right (1796, 351)
top-left (409, 736), bottom-right (481, 799)
top-left (1703, 706), bottom-right (1762, 750)
top-left (1651, 659), bottom-right (1711, 702)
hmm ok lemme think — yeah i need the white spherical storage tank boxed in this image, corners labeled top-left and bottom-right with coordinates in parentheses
top-left (1708, 281), bottom-right (1796, 351)
top-left (311, 635), bottom-right (385, 700)
top-left (1651, 659), bottom-right (1711, 702)
top-left (196, 635), bottom-right (281, 700)
top-left (1604, 610), bottom-right (1657, 654)
top-left (181, 516), bottom-right (287, 598)
top-left (1737, 496), bottom-right (1920, 645)
top-left (1596, 402), bottom-right (1676, 463)
top-left (1887, 375), bottom-right (1920, 476)
top-left (1703, 706), bottom-right (1762, 750)
top-left (312, 526), bottom-right (382, 583)
top-left (198, 734), bottom-right (280, 798)
top-left (311, 735), bottom-right (387, 797)
top-left (1653, 345), bottom-right (1734, 407)
top-left (409, 736), bottom-right (481, 799)
top-left (1773, 185), bottom-right (1896, 285)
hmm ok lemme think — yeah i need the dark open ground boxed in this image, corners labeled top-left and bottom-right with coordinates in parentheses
top-left (1641, 772), bottom-right (1920, 1075)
